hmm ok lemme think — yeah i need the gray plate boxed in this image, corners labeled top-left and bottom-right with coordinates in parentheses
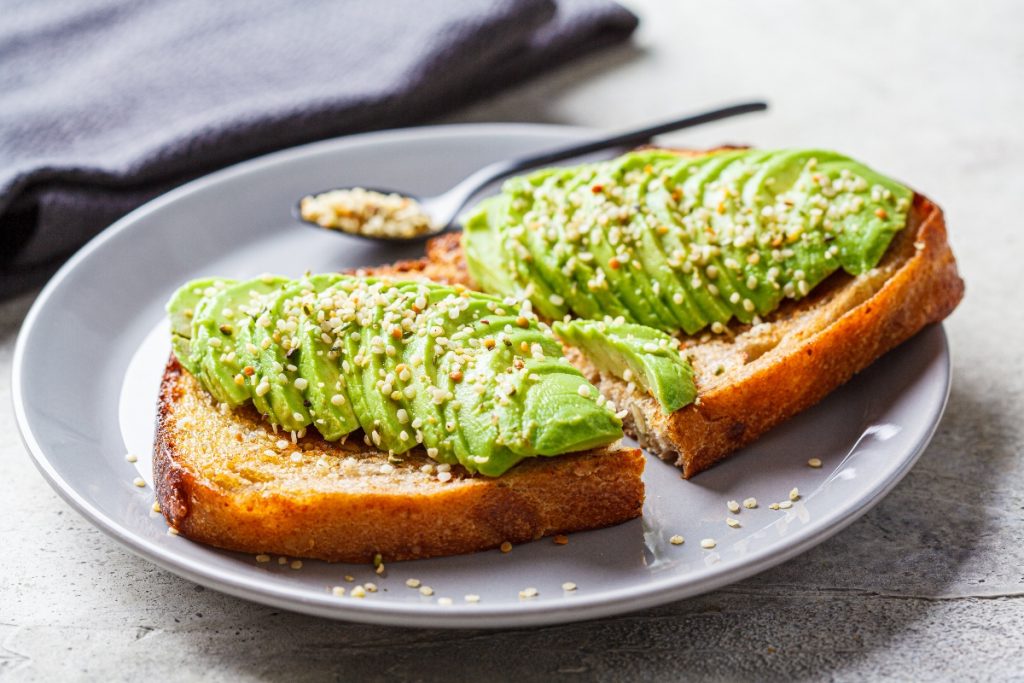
top-left (13, 124), bottom-right (951, 628)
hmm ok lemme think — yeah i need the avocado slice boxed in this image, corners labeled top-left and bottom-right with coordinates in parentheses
top-left (190, 276), bottom-right (289, 406)
top-left (250, 282), bottom-right (314, 432)
top-left (166, 277), bottom-right (233, 376)
top-left (555, 319), bottom-right (696, 412)
top-left (295, 275), bottom-right (357, 440)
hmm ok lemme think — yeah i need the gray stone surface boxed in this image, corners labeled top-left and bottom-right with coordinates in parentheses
top-left (3, 0), bottom-right (1022, 680)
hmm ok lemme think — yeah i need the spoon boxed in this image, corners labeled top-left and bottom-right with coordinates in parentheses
top-left (296, 100), bottom-right (768, 242)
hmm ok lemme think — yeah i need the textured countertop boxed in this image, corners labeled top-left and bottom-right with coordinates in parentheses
top-left (3, 1), bottom-right (1022, 680)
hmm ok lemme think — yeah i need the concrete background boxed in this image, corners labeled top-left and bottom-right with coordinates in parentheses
top-left (3, 0), bottom-right (1022, 680)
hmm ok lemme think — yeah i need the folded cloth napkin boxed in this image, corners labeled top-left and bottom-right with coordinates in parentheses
top-left (0, 0), bottom-right (637, 296)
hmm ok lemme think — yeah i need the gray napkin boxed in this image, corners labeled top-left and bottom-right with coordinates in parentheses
top-left (0, 0), bottom-right (637, 295)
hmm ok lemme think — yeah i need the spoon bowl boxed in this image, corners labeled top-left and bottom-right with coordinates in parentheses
top-left (293, 187), bottom-right (450, 243)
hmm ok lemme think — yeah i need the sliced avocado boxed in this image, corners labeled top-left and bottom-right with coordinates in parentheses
top-left (166, 277), bottom-right (232, 376)
top-left (353, 280), bottom-right (420, 455)
top-left (191, 276), bottom-right (289, 406)
top-left (555, 319), bottom-right (696, 412)
top-left (167, 274), bottom-right (628, 476)
top-left (251, 283), bottom-right (314, 432)
top-left (296, 275), bottom-right (356, 440)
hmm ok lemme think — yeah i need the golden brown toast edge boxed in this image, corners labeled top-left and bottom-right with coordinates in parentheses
top-left (360, 176), bottom-right (964, 478)
top-left (154, 358), bottom-right (645, 563)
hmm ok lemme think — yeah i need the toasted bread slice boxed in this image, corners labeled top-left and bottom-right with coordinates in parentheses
top-left (362, 162), bottom-right (964, 478)
top-left (154, 358), bottom-right (645, 562)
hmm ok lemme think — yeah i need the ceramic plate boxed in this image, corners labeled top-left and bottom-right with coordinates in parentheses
top-left (13, 124), bottom-right (951, 628)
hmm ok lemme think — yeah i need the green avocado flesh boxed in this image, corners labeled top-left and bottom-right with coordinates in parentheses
top-left (554, 319), bottom-right (696, 412)
top-left (463, 149), bottom-right (913, 334)
top-left (166, 274), bottom-right (623, 476)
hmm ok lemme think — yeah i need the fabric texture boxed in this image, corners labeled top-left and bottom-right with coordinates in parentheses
top-left (0, 0), bottom-right (637, 295)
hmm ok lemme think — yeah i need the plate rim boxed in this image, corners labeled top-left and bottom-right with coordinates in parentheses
top-left (12, 123), bottom-right (952, 628)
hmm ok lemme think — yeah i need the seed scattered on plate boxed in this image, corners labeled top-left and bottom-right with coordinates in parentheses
top-left (769, 503), bottom-right (780, 510)
top-left (278, 557), bottom-right (288, 565)
top-left (438, 597), bottom-right (453, 606)
top-left (562, 582), bottom-right (577, 592)
top-left (519, 587), bottom-right (539, 599)
top-left (465, 594), bottom-right (481, 603)
top-left (779, 500), bottom-right (793, 510)
top-left (125, 453), bottom-right (138, 463)
top-left (553, 534), bottom-right (569, 545)
top-left (255, 554), bottom-right (270, 563)
top-left (419, 586), bottom-right (434, 597)
top-left (151, 501), bottom-right (161, 513)
top-left (351, 585), bottom-right (367, 598)
top-left (331, 586), bottom-right (346, 597)
top-left (726, 500), bottom-right (740, 513)
top-left (743, 497), bottom-right (758, 509)
top-left (290, 560), bottom-right (303, 570)
top-left (132, 477), bottom-right (146, 488)
top-left (500, 541), bottom-right (513, 553)
top-left (808, 457), bottom-right (823, 468)
top-left (700, 538), bottom-right (717, 549)
top-left (406, 578), bottom-right (421, 588)
top-left (726, 517), bottom-right (741, 528)
top-left (344, 575), bottom-right (355, 582)
top-left (669, 535), bottom-right (685, 545)
top-left (364, 582), bottom-right (378, 593)
top-left (167, 527), bottom-right (179, 536)
top-left (789, 487), bottom-right (800, 501)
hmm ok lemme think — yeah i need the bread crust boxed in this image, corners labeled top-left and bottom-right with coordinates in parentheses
top-left (154, 358), bottom-right (644, 562)
top-left (363, 164), bottom-right (964, 478)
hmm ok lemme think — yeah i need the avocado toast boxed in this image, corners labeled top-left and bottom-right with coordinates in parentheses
top-left (156, 275), bottom-right (645, 562)
top-left (365, 148), bottom-right (964, 477)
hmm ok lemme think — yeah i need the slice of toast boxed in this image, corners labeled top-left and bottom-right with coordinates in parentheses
top-left (361, 164), bottom-right (964, 478)
top-left (154, 358), bottom-right (645, 563)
